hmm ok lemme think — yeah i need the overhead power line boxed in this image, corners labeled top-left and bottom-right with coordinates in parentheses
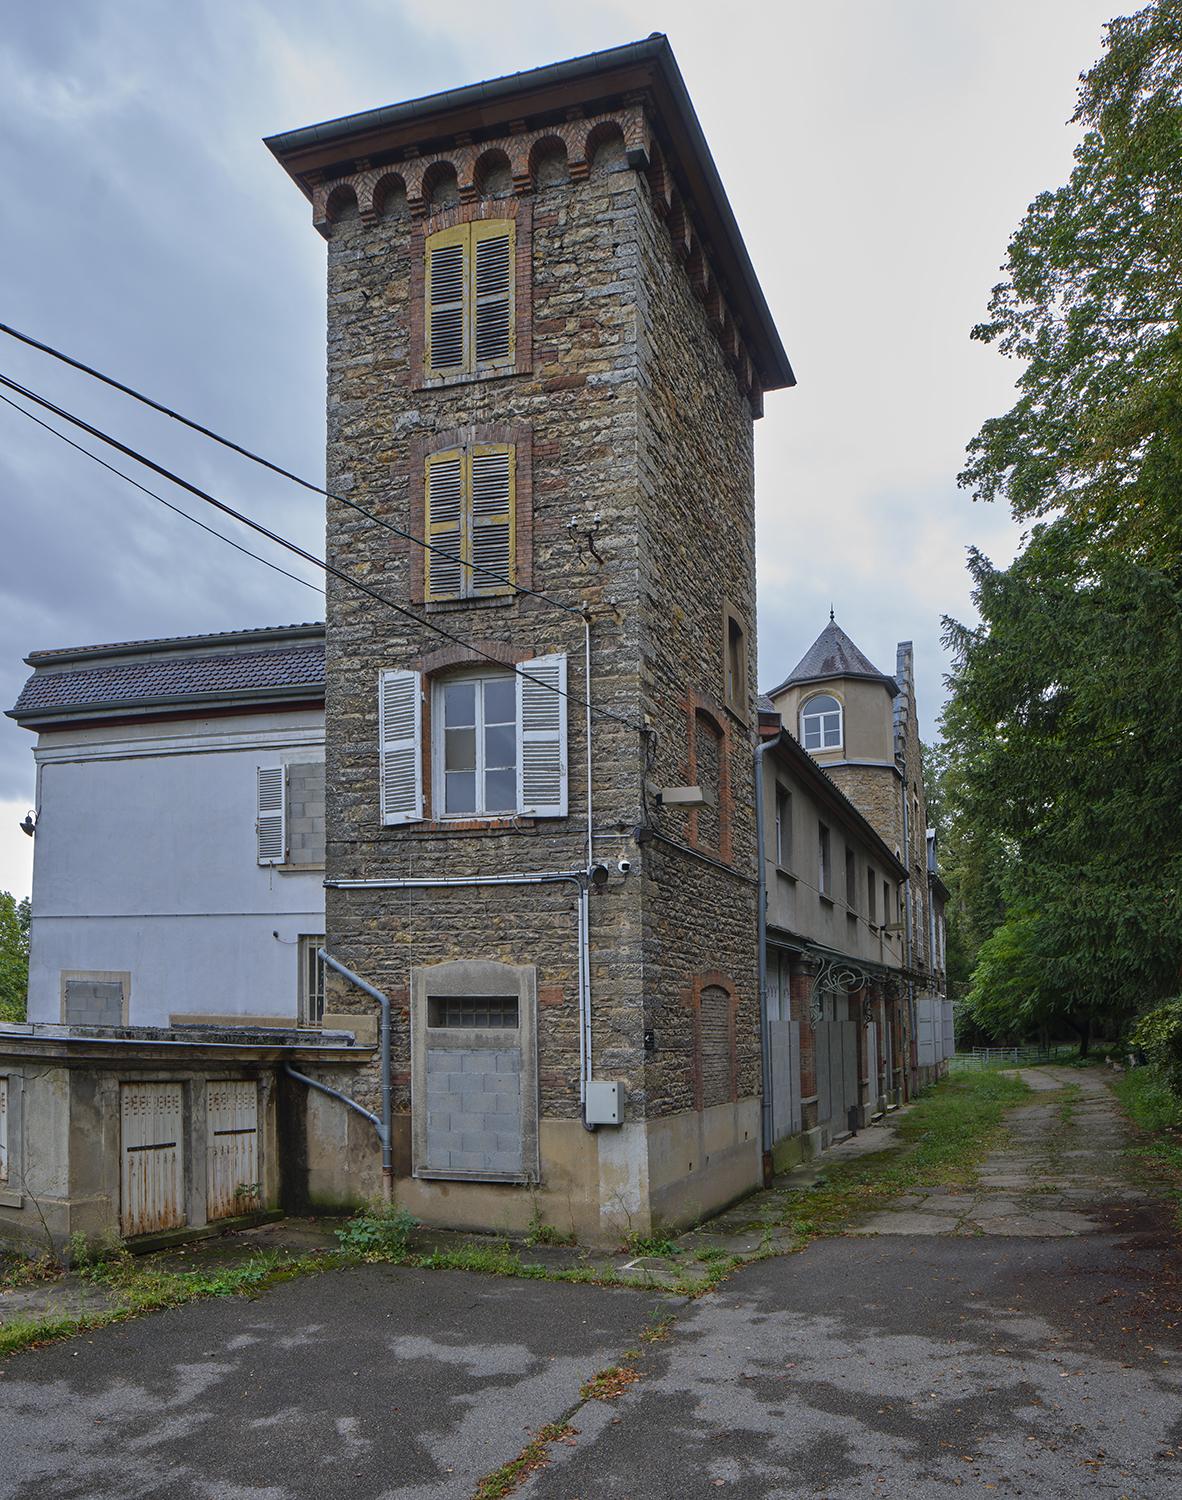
top-left (0, 320), bottom-right (581, 617)
top-left (0, 368), bottom-right (639, 733)
top-left (0, 389), bottom-right (324, 597)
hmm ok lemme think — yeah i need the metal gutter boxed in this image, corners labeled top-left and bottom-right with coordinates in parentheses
top-left (315, 949), bottom-right (393, 1175)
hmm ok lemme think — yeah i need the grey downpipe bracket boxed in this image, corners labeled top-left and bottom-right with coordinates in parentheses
top-left (282, 1062), bottom-right (381, 1135)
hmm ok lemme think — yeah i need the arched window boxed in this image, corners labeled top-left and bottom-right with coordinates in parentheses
top-left (801, 693), bottom-right (842, 751)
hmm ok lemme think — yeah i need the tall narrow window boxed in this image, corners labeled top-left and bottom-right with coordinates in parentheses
top-left (845, 846), bottom-right (856, 910)
top-left (883, 879), bottom-right (891, 930)
top-left (775, 786), bottom-right (790, 867)
top-left (723, 604), bottom-right (748, 717)
top-left (425, 219), bottom-right (515, 379)
top-left (800, 694), bottom-right (842, 751)
top-left (299, 936), bottom-right (326, 1028)
top-left (425, 444), bottom-right (515, 600)
top-left (818, 822), bottom-right (832, 897)
top-left (868, 869), bottom-right (877, 925)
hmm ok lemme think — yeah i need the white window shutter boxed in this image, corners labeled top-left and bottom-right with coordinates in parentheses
top-left (517, 654), bottom-right (567, 817)
top-left (379, 669), bottom-right (423, 825)
top-left (256, 766), bottom-right (286, 865)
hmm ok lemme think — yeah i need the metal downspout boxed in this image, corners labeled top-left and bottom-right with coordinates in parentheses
top-left (755, 739), bottom-right (775, 1179)
top-left (282, 1063), bottom-right (381, 1134)
top-left (317, 948), bottom-right (393, 1176)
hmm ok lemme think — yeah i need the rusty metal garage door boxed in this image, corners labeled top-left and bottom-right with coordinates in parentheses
top-left (120, 1082), bottom-right (185, 1236)
top-left (206, 1080), bottom-right (259, 1219)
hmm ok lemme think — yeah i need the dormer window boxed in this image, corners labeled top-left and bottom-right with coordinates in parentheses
top-left (801, 693), bottom-right (842, 751)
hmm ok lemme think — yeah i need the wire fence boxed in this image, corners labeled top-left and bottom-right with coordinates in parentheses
top-left (949, 1043), bottom-right (1078, 1072)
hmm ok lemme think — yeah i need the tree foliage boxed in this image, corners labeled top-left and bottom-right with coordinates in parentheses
top-left (0, 890), bottom-right (30, 1023)
top-left (944, 1), bottom-right (1182, 1049)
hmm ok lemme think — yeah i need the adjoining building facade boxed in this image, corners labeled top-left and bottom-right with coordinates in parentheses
top-left (767, 616), bottom-right (951, 1108)
top-left (757, 709), bottom-right (909, 1168)
top-left (265, 34), bottom-right (795, 1243)
top-left (0, 624), bottom-right (372, 1255)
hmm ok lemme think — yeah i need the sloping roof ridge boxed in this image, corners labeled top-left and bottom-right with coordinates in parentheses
top-left (27, 621), bottom-right (325, 666)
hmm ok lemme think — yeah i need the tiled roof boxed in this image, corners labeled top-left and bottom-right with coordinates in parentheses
top-left (9, 629), bottom-right (325, 724)
top-left (26, 622), bottom-right (323, 663)
top-left (767, 618), bottom-right (898, 696)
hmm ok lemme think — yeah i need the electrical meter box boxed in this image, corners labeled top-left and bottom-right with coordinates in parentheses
top-left (584, 1079), bottom-right (622, 1126)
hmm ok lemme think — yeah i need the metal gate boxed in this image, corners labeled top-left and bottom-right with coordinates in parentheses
top-left (206, 1080), bottom-right (259, 1219)
top-left (768, 1019), bottom-right (802, 1142)
top-left (120, 1082), bottom-right (185, 1236)
top-left (816, 1019), bottom-right (858, 1133)
top-left (865, 1020), bottom-right (879, 1114)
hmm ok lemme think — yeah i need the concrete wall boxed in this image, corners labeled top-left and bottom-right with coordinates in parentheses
top-left (0, 1047), bottom-right (284, 1257)
top-left (27, 711), bottom-right (325, 1027)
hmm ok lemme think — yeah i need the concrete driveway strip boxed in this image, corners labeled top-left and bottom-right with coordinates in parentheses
top-left (0, 1265), bottom-right (670, 1500)
top-left (527, 1228), bottom-right (1182, 1499)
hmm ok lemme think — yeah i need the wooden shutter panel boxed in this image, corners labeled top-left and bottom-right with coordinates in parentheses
top-left (473, 222), bottom-right (513, 367)
top-left (516, 653), bottom-right (567, 817)
top-left (469, 445), bottom-right (513, 595)
top-left (256, 766), bottom-right (286, 865)
top-left (425, 451), bottom-right (464, 600)
top-left (427, 230), bottom-right (467, 373)
top-left (379, 669), bottom-right (423, 825)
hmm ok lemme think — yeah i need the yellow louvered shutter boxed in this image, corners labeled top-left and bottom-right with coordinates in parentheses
top-left (425, 450), bottom-right (464, 600)
top-left (472, 221), bottom-right (514, 368)
top-left (469, 445), bottom-right (514, 596)
top-left (426, 227), bottom-right (467, 374)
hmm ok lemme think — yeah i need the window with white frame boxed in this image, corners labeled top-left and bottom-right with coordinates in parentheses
top-left (436, 672), bottom-right (518, 816)
top-left (379, 657), bottom-right (567, 825)
top-left (774, 786), bottom-right (791, 867)
top-left (299, 936), bottom-right (326, 1027)
top-left (818, 821), bottom-right (832, 897)
top-left (800, 693), bottom-right (842, 751)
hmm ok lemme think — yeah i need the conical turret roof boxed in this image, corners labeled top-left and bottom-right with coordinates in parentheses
top-left (768, 614), bottom-right (898, 696)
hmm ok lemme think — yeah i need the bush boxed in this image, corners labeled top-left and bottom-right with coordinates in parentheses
top-left (1129, 999), bottom-right (1182, 1097)
top-left (334, 1201), bottom-right (418, 1259)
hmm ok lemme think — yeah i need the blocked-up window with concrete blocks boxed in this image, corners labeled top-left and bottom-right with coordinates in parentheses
top-left (62, 973), bottom-right (128, 1027)
top-left (411, 959), bottom-right (538, 1183)
top-left (285, 759), bottom-right (325, 866)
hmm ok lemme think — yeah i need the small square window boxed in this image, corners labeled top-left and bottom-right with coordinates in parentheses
top-left (427, 995), bottom-right (519, 1028)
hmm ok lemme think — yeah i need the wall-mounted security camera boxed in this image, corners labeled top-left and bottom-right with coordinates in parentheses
top-left (617, 857), bottom-right (632, 876)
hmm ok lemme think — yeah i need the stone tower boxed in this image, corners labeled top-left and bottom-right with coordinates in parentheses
top-left (268, 37), bottom-right (794, 1241)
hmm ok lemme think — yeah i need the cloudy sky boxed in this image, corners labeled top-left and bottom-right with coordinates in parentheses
top-left (0, 0), bottom-right (1120, 898)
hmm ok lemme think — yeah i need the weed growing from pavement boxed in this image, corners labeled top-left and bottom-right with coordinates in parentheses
top-left (0, 1252), bottom-right (62, 1291)
top-left (580, 1363), bottom-right (642, 1400)
top-left (472, 1422), bottom-right (578, 1500)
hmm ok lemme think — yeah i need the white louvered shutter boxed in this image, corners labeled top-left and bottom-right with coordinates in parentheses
top-left (470, 446), bottom-right (513, 595)
top-left (517, 653), bottom-right (567, 817)
top-left (428, 238), bottom-right (466, 372)
top-left (256, 766), bottom-right (286, 865)
top-left (473, 228), bottom-right (512, 366)
top-left (425, 453), bottom-right (464, 599)
top-left (379, 669), bottom-right (423, 825)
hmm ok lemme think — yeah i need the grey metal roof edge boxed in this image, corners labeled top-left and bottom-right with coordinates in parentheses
top-left (265, 35), bottom-right (793, 390)
top-left (264, 36), bottom-right (668, 156)
top-left (764, 667), bottom-right (900, 698)
top-left (6, 681), bottom-right (326, 727)
top-left (25, 621), bottom-right (325, 669)
top-left (767, 729), bottom-right (909, 880)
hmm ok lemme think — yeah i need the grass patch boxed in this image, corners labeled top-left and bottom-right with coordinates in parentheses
top-left (473, 1422), bottom-right (578, 1500)
top-left (1112, 1068), bottom-right (1182, 1222)
top-left (772, 1069), bottom-right (1031, 1243)
top-left (0, 1252), bottom-right (63, 1291)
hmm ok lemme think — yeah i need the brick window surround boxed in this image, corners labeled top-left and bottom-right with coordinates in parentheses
top-left (409, 423), bottom-right (533, 605)
top-left (685, 971), bottom-right (740, 1113)
top-left (684, 693), bottom-right (733, 864)
top-left (410, 199), bottom-right (533, 389)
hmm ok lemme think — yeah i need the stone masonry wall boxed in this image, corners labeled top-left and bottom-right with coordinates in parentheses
top-left (316, 116), bottom-right (762, 1167)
